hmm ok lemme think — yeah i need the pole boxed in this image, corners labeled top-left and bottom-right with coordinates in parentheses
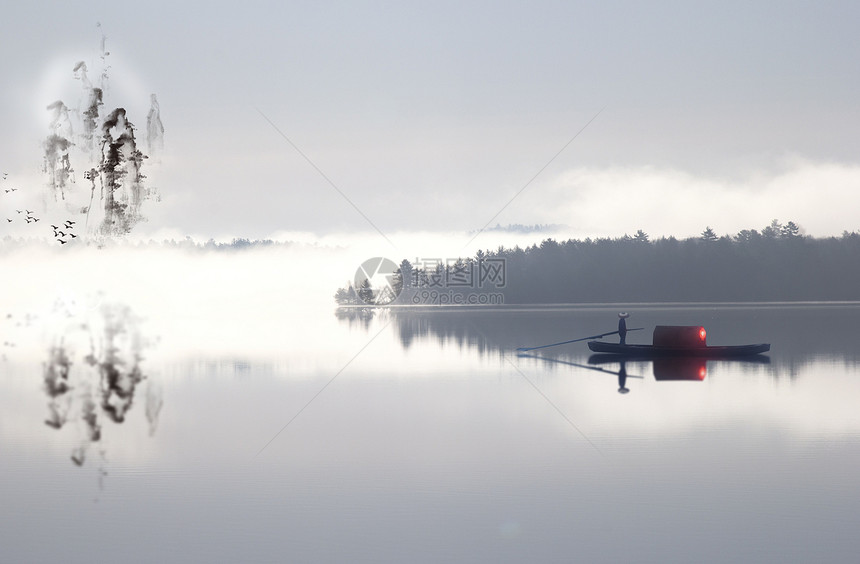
top-left (516, 328), bottom-right (643, 352)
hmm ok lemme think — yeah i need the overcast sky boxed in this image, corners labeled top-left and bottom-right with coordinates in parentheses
top-left (2, 0), bottom-right (859, 243)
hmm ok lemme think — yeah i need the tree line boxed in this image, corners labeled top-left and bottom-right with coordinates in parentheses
top-left (336, 220), bottom-right (860, 304)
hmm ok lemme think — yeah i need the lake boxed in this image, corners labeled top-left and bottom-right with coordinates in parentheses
top-left (2, 259), bottom-right (859, 564)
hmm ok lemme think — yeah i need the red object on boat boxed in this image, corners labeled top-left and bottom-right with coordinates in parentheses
top-left (652, 326), bottom-right (707, 348)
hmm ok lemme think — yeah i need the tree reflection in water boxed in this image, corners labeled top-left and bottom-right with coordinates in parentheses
top-left (42, 301), bottom-right (162, 467)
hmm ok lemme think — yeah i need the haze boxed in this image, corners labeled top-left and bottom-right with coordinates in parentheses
top-left (1, 1), bottom-right (859, 244)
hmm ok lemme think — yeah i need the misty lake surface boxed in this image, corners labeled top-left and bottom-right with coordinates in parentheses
top-left (3, 300), bottom-right (860, 563)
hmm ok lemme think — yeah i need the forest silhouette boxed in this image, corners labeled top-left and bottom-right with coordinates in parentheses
top-left (337, 220), bottom-right (860, 304)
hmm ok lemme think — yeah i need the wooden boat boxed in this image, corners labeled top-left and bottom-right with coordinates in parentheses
top-left (587, 341), bottom-right (770, 357)
top-left (587, 325), bottom-right (770, 358)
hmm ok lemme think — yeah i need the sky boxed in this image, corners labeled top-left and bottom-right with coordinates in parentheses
top-left (2, 0), bottom-right (859, 247)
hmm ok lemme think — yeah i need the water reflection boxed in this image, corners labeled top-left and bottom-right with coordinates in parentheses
top-left (0, 301), bottom-right (857, 562)
top-left (653, 358), bottom-right (707, 381)
top-left (517, 351), bottom-right (645, 394)
top-left (41, 301), bottom-right (161, 467)
top-left (617, 362), bottom-right (629, 393)
top-left (336, 304), bottom-right (860, 370)
top-left (517, 350), bottom-right (770, 394)
top-left (333, 306), bottom-right (378, 330)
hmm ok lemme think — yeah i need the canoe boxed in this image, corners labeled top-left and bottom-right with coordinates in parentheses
top-left (587, 341), bottom-right (770, 357)
top-left (587, 352), bottom-right (771, 365)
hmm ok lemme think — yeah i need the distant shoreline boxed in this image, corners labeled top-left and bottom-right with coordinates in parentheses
top-left (338, 301), bottom-right (860, 312)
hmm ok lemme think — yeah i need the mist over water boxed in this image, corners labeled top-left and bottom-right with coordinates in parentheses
top-left (4, 5), bottom-right (860, 561)
top-left (2, 240), bottom-right (860, 563)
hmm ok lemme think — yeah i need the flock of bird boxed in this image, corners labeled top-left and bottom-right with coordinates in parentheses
top-left (2, 171), bottom-right (80, 244)
top-left (52, 220), bottom-right (78, 244)
top-left (3, 172), bottom-right (16, 194)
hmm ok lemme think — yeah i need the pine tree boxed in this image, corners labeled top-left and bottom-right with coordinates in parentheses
top-left (782, 221), bottom-right (801, 239)
top-left (762, 219), bottom-right (782, 239)
top-left (701, 227), bottom-right (718, 242)
top-left (357, 278), bottom-right (374, 305)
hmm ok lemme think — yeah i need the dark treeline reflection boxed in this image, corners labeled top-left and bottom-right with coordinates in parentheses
top-left (334, 307), bottom-right (377, 330)
top-left (336, 304), bottom-right (860, 372)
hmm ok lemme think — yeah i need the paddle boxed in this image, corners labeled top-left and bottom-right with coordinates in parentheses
top-left (516, 328), bottom-right (643, 352)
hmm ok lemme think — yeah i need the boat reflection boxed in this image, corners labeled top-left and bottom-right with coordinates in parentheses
top-left (516, 352), bottom-right (644, 394)
top-left (615, 358), bottom-right (708, 388)
top-left (652, 358), bottom-right (708, 381)
top-left (589, 353), bottom-right (771, 386)
top-left (519, 350), bottom-right (772, 394)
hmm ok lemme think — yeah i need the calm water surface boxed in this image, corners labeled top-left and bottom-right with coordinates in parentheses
top-left (2, 302), bottom-right (860, 563)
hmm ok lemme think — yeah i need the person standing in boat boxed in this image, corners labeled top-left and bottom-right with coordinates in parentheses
top-left (618, 312), bottom-right (630, 344)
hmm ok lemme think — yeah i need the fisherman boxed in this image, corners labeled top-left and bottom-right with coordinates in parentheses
top-left (618, 312), bottom-right (630, 344)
